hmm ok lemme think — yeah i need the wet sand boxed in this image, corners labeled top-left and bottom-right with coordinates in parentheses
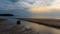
top-left (0, 19), bottom-right (38, 34)
top-left (0, 19), bottom-right (60, 34)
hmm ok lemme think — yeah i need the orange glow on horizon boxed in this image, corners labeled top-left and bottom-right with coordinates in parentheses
top-left (29, 4), bottom-right (60, 13)
top-left (29, 7), bottom-right (52, 13)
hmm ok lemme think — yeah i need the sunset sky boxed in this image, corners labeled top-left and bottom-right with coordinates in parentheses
top-left (27, 0), bottom-right (60, 18)
top-left (0, 0), bottom-right (60, 18)
top-left (28, 0), bottom-right (60, 13)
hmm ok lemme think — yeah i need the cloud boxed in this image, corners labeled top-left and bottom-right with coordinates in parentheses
top-left (0, 0), bottom-right (32, 10)
top-left (0, 0), bottom-right (60, 13)
top-left (0, 0), bottom-right (33, 18)
top-left (28, 0), bottom-right (60, 13)
top-left (0, 0), bottom-right (54, 10)
top-left (9, 0), bottom-right (19, 2)
top-left (0, 0), bottom-right (60, 10)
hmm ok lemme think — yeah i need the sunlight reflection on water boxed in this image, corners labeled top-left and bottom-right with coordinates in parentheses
top-left (0, 18), bottom-right (60, 34)
top-left (21, 20), bottom-right (60, 34)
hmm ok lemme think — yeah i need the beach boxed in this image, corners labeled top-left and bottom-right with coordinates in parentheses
top-left (0, 19), bottom-right (60, 34)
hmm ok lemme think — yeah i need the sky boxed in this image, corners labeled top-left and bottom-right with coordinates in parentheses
top-left (0, 0), bottom-right (60, 18)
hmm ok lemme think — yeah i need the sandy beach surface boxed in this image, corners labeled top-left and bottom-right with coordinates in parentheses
top-left (0, 19), bottom-right (60, 34)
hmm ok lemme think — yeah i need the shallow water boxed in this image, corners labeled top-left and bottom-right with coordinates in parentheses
top-left (0, 19), bottom-right (60, 34)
